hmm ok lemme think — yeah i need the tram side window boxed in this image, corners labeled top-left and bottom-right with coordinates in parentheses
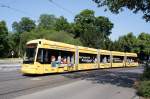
top-left (79, 53), bottom-right (97, 63)
top-left (127, 57), bottom-right (137, 63)
top-left (36, 48), bottom-right (75, 65)
top-left (113, 56), bottom-right (124, 63)
top-left (100, 55), bottom-right (110, 63)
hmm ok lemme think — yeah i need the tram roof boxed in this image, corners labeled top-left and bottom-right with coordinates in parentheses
top-left (77, 46), bottom-right (98, 54)
top-left (27, 39), bottom-right (42, 44)
top-left (26, 39), bottom-right (137, 57)
top-left (99, 49), bottom-right (111, 55)
top-left (125, 52), bottom-right (137, 57)
top-left (27, 39), bottom-right (76, 48)
top-left (111, 51), bottom-right (125, 56)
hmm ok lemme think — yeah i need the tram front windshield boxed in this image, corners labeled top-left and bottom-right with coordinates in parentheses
top-left (23, 44), bottom-right (37, 64)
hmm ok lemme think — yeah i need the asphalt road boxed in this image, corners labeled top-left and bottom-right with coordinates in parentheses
top-left (15, 80), bottom-right (138, 99)
top-left (0, 65), bottom-right (143, 99)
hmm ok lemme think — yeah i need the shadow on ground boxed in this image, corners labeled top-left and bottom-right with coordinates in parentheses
top-left (62, 69), bottom-right (141, 88)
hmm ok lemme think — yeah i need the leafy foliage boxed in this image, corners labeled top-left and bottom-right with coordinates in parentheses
top-left (114, 32), bottom-right (137, 52)
top-left (142, 62), bottom-right (150, 80)
top-left (12, 17), bottom-right (36, 33)
top-left (0, 21), bottom-right (10, 57)
top-left (113, 32), bottom-right (150, 58)
top-left (38, 14), bottom-right (57, 30)
top-left (0, 21), bottom-right (8, 35)
top-left (137, 81), bottom-right (150, 97)
top-left (138, 33), bottom-right (150, 55)
top-left (0, 9), bottom-right (150, 58)
top-left (55, 16), bottom-right (70, 32)
top-left (137, 61), bottom-right (150, 97)
top-left (18, 29), bottom-right (82, 57)
top-left (74, 9), bottom-right (113, 49)
top-left (11, 17), bottom-right (36, 57)
top-left (21, 29), bottom-right (82, 46)
top-left (93, 0), bottom-right (150, 22)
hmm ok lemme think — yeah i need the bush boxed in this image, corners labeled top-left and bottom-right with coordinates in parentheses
top-left (137, 81), bottom-right (150, 97)
top-left (137, 61), bottom-right (150, 98)
top-left (141, 61), bottom-right (150, 80)
top-left (21, 29), bottom-right (82, 46)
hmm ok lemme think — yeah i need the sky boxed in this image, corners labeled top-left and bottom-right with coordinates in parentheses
top-left (0, 0), bottom-right (150, 41)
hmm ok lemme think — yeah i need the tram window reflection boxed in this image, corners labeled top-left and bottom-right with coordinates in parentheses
top-left (79, 53), bottom-right (97, 63)
top-left (36, 48), bottom-right (75, 67)
top-left (100, 55), bottom-right (110, 63)
top-left (113, 56), bottom-right (124, 63)
top-left (126, 57), bottom-right (137, 63)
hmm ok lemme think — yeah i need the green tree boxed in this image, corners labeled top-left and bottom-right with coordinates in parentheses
top-left (0, 21), bottom-right (10, 57)
top-left (93, 0), bottom-right (150, 22)
top-left (113, 32), bottom-right (150, 61)
top-left (55, 16), bottom-right (70, 32)
top-left (12, 17), bottom-right (36, 33)
top-left (74, 9), bottom-right (113, 49)
top-left (21, 29), bottom-right (82, 49)
top-left (112, 40), bottom-right (122, 51)
top-left (38, 14), bottom-right (56, 30)
top-left (138, 32), bottom-right (150, 59)
top-left (115, 32), bottom-right (137, 52)
top-left (0, 21), bottom-right (8, 36)
top-left (12, 17), bottom-right (36, 57)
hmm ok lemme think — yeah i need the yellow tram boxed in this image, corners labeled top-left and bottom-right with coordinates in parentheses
top-left (21, 39), bottom-right (138, 74)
